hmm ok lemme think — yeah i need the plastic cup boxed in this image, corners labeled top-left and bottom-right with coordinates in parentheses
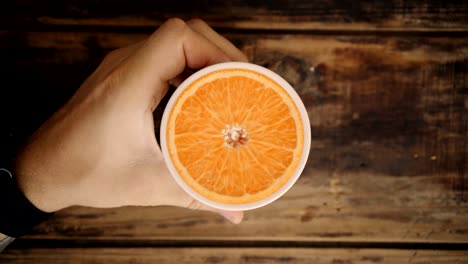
top-left (161, 62), bottom-right (311, 211)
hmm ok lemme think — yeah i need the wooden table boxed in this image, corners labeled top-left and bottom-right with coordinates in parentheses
top-left (1, 1), bottom-right (467, 263)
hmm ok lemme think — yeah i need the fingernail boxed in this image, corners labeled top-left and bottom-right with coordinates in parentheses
top-left (223, 212), bottom-right (243, 224)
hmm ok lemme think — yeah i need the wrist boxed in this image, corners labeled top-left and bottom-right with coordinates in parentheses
top-left (14, 146), bottom-right (68, 213)
top-left (0, 166), bottom-right (54, 237)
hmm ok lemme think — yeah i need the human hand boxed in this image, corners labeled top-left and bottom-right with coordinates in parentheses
top-left (14, 18), bottom-right (247, 224)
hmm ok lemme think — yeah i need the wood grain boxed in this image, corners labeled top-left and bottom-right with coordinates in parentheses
top-left (1, 1), bottom-right (468, 31)
top-left (1, 31), bottom-right (466, 243)
top-left (2, 248), bottom-right (468, 263)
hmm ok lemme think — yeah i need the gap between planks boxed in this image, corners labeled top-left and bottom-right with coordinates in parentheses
top-left (9, 238), bottom-right (468, 250)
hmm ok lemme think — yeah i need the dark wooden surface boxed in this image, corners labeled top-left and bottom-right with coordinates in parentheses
top-left (1, 0), bottom-right (468, 31)
top-left (1, 1), bottom-right (467, 263)
top-left (2, 248), bottom-right (468, 264)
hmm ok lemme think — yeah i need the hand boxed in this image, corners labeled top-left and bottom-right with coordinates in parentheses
top-left (14, 18), bottom-right (247, 224)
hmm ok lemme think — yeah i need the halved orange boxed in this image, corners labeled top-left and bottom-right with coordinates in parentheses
top-left (161, 62), bottom-right (310, 210)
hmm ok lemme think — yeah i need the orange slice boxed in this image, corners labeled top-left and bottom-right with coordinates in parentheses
top-left (163, 63), bottom-right (309, 207)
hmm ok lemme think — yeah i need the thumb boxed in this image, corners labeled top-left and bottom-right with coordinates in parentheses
top-left (187, 200), bottom-right (244, 224)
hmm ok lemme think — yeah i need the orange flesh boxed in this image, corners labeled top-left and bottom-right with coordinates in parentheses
top-left (167, 69), bottom-right (304, 204)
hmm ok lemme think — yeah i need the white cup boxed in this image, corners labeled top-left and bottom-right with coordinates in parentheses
top-left (161, 62), bottom-right (311, 211)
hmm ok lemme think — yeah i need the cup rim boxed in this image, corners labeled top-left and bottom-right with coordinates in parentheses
top-left (160, 62), bottom-right (311, 211)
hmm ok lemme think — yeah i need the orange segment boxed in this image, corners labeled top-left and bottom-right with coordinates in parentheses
top-left (167, 68), bottom-right (304, 204)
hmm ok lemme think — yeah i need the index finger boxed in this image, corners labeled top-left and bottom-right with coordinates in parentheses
top-left (118, 18), bottom-right (231, 109)
top-left (187, 19), bottom-right (248, 62)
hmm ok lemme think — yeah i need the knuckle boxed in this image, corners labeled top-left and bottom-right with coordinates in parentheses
top-left (162, 17), bottom-right (187, 30)
top-left (154, 18), bottom-right (188, 40)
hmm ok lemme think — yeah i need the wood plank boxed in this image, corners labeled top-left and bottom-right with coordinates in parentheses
top-left (0, 31), bottom-right (467, 243)
top-left (1, 248), bottom-right (468, 263)
top-left (1, 1), bottom-right (468, 31)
